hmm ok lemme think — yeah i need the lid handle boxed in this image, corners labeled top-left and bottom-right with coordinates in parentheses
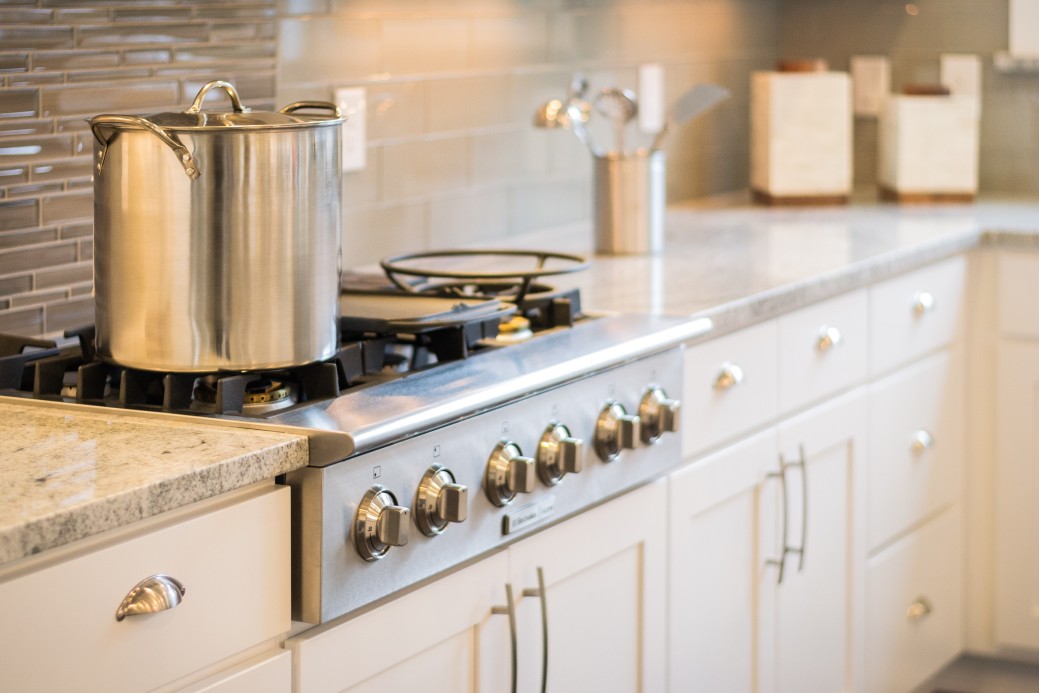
top-left (90, 114), bottom-right (200, 179)
top-left (279, 101), bottom-right (343, 119)
top-left (186, 80), bottom-right (247, 115)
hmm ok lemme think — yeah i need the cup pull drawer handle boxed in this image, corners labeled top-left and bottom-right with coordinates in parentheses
top-left (115, 574), bottom-right (186, 622)
top-left (912, 290), bottom-right (935, 316)
top-left (713, 362), bottom-right (744, 390)
top-left (906, 597), bottom-right (933, 622)
top-left (816, 325), bottom-right (842, 353)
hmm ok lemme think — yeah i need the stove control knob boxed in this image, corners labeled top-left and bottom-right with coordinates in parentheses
top-left (594, 402), bottom-right (641, 462)
top-left (415, 465), bottom-right (468, 536)
top-left (485, 440), bottom-right (536, 507)
top-left (537, 423), bottom-right (584, 486)
top-left (639, 387), bottom-right (681, 444)
top-left (354, 485), bottom-right (410, 561)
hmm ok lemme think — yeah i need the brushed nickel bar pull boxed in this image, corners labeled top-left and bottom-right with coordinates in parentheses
top-left (523, 567), bottom-right (549, 693)
top-left (765, 457), bottom-right (790, 585)
top-left (492, 583), bottom-right (518, 693)
top-left (792, 444), bottom-right (808, 572)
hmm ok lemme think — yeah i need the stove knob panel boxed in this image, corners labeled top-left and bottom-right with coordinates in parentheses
top-left (639, 386), bottom-right (681, 444)
top-left (485, 440), bottom-right (536, 507)
top-left (594, 402), bottom-right (641, 462)
top-left (354, 485), bottom-right (410, 561)
top-left (537, 422), bottom-right (584, 486)
top-left (415, 465), bottom-right (469, 536)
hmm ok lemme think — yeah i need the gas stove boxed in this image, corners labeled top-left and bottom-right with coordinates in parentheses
top-left (0, 251), bottom-right (711, 624)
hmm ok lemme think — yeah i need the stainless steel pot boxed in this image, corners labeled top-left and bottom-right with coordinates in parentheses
top-left (91, 81), bottom-right (343, 372)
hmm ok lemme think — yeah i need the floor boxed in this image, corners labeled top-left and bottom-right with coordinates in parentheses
top-left (914, 655), bottom-right (1039, 693)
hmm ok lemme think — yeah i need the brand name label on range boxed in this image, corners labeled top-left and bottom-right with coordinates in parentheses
top-left (502, 496), bottom-right (556, 535)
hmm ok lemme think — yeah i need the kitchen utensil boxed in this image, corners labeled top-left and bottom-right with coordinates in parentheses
top-left (594, 149), bottom-right (666, 255)
top-left (650, 84), bottom-right (730, 151)
top-left (595, 87), bottom-right (638, 154)
top-left (567, 102), bottom-right (601, 157)
top-left (91, 80), bottom-right (344, 372)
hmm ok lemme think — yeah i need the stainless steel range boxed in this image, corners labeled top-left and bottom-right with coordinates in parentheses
top-left (0, 250), bottom-right (709, 624)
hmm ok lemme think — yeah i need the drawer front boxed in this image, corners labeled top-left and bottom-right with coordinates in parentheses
top-left (867, 349), bottom-right (964, 551)
top-left (682, 320), bottom-right (778, 458)
top-left (866, 506), bottom-right (963, 693)
top-left (778, 289), bottom-right (868, 414)
top-left (0, 486), bottom-right (290, 693)
top-left (869, 256), bottom-right (965, 375)
top-left (997, 252), bottom-right (1039, 338)
top-left (180, 650), bottom-right (292, 693)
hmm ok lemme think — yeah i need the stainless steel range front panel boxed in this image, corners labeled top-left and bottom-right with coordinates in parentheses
top-left (290, 346), bottom-right (683, 624)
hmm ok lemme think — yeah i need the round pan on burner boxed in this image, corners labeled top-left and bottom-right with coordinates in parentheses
top-left (339, 293), bottom-right (516, 334)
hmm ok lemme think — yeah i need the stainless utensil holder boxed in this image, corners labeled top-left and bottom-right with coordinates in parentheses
top-left (594, 149), bottom-right (665, 255)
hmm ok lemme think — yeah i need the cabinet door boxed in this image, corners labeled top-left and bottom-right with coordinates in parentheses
top-left (772, 390), bottom-right (867, 693)
top-left (669, 429), bottom-right (779, 693)
top-left (289, 551), bottom-right (511, 693)
top-left (507, 480), bottom-right (667, 693)
top-left (995, 341), bottom-right (1039, 649)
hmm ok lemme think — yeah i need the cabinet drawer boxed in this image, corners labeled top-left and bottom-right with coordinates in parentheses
top-left (997, 252), bottom-right (1039, 338)
top-left (0, 486), bottom-right (290, 693)
top-left (778, 289), bottom-right (868, 413)
top-left (869, 256), bottom-right (965, 375)
top-left (682, 320), bottom-right (778, 458)
top-left (867, 349), bottom-right (964, 551)
top-left (866, 505), bottom-right (963, 693)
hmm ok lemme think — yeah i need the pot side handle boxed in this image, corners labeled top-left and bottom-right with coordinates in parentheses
top-left (90, 114), bottom-right (201, 180)
top-left (279, 101), bottom-right (344, 119)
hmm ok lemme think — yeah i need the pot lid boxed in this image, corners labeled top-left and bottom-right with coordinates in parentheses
top-left (144, 80), bottom-right (343, 130)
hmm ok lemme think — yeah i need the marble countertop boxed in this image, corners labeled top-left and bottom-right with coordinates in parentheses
top-left (0, 400), bottom-right (308, 566)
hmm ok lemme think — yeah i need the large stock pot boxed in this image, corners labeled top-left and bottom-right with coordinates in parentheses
top-left (91, 80), bottom-right (343, 372)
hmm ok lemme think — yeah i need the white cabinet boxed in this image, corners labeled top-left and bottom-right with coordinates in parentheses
top-left (0, 485), bottom-right (291, 693)
top-left (669, 391), bottom-right (866, 693)
top-left (290, 480), bottom-right (667, 693)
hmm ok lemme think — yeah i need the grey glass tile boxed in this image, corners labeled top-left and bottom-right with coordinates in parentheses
top-left (78, 23), bottom-right (209, 47)
top-left (0, 299), bottom-right (8, 309)
top-left (0, 227), bottom-right (57, 249)
top-left (31, 158), bottom-right (91, 182)
top-left (0, 166), bottom-right (28, 186)
top-left (173, 44), bottom-right (276, 62)
top-left (69, 282), bottom-right (91, 297)
top-left (0, 89), bottom-right (38, 119)
top-left (196, 6), bottom-right (276, 19)
top-left (276, 0), bottom-right (331, 17)
top-left (8, 72), bottom-right (64, 86)
top-left (11, 287), bottom-right (67, 307)
top-left (124, 49), bottom-right (172, 65)
top-left (8, 181), bottom-right (63, 197)
top-left (41, 191), bottom-right (91, 225)
top-left (55, 118), bottom-right (89, 134)
top-left (68, 67), bottom-right (151, 83)
top-left (59, 222), bottom-right (91, 239)
top-left (45, 295), bottom-right (93, 333)
top-left (0, 54), bottom-right (28, 73)
top-left (77, 237), bottom-right (91, 260)
top-left (54, 9), bottom-right (112, 24)
top-left (0, 26), bottom-right (73, 50)
top-left (65, 177), bottom-right (91, 191)
top-left (33, 259), bottom-right (90, 288)
top-left (0, 136), bottom-right (74, 162)
top-left (182, 72), bottom-right (275, 101)
top-left (0, 305), bottom-right (44, 336)
top-left (0, 272), bottom-right (31, 297)
top-left (209, 22), bottom-right (275, 41)
top-left (0, 9), bottom-right (53, 23)
top-left (31, 50), bottom-right (119, 71)
top-left (0, 198), bottom-right (37, 231)
top-left (0, 240), bottom-right (77, 274)
top-left (42, 81), bottom-right (179, 117)
top-left (111, 7), bottom-right (194, 22)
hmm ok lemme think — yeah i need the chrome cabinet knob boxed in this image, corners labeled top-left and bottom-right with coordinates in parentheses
top-left (415, 465), bottom-right (468, 536)
top-left (713, 361), bottom-right (744, 390)
top-left (594, 402), bottom-right (641, 462)
top-left (906, 596), bottom-right (933, 622)
top-left (910, 429), bottom-right (934, 454)
top-left (639, 386), bottom-right (681, 444)
top-left (485, 441), bottom-right (536, 507)
top-left (912, 290), bottom-right (935, 316)
top-left (816, 325), bottom-right (842, 353)
top-left (537, 422), bottom-right (584, 486)
top-left (355, 485), bottom-right (410, 561)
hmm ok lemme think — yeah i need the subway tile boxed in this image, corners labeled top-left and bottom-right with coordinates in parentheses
top-left (278, 16), bottom-right (379, 83)
top-left (365, 80), bottom-right (427, 141)
top-left (0, 272), bottom-right (31, 296)
top-left (0, 25), bottom-right (74, 50)
top-left (41, 81), bottom-right (180, 117)
top-left (41, 191), bottom-right (91, 226)
top-left (428, 188), bottom-right (509, 247)
top-left (44, 295), bottom-right (93, 333)
top-left (427, 76), bottom-right (513, 133)
top-left (549, 11), bottom-right (620, 63)
top-left (342, 146), bottom-right (380, 207)
top-left (78, 23), bottom-right (209, 47)
top-left (341, 202), bottom-right (427, 269)
top-left (382, 18), bottom-right (469, 75)
top-left (31, 158), bottom-right (91, 183)
top-left (195, 6), bottom-right (277, 20)
top-left (30, 50), bottom-right (120, 71)
top-left (0, 304), bottom-right (44, 336)
top-left (0, 135), bottom-right (74, 162)
top-left (330, 0), bottom-right (429, 12)
top-left (470, 15), bottom-right (548, 70)
top-left (33, 259), bottom-right (91, 288)
top-left (508, 176), bottom-right (589, 234)
top-left (11, 287), bottom-right (67, 307)
top-left (0, 198), bottom-right (37, 231)
top-left (0, 89), bottom-right (38, 119)
top-left (0, 9), bottom-right (53, 23)
top-left (0, 239), bottom-right (77, 274)
top-left (0, 227), bottom-right (57, 249)
top-left (470, 129), bottom-right (549, 185)
top-left (381, 137), bottom-right (469, 201)
top-left (277, 0), bottom-right (332, 18)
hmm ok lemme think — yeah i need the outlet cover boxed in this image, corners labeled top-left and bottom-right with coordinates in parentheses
top-left (334, 87), bottom-right (367, 172)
